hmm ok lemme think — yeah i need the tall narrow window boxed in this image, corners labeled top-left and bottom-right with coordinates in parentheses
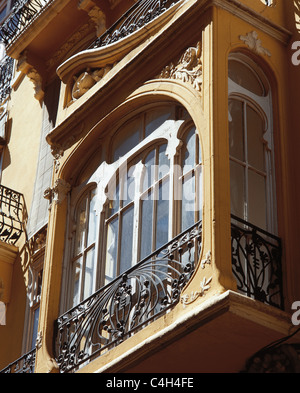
top-left (72, 188), bottom-right (97, 306)
top-left (228, 54), bottom-right (276, 233)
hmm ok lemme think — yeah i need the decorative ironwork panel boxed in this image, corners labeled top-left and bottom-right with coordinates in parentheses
top-left (90, 0), bottom-right (182, 49)
top-left (231, 215), bottom-right (283, 309)
top-left (0, 185), bottom-right (24, 245)
top-left (0, 348), bottom-right (36, 373)
top-left (0, 0), bottom-right (53, 48)
top-left (54, 220), bottom-right (202, 373)
top-left (0, 55), bottom-right (14, 104)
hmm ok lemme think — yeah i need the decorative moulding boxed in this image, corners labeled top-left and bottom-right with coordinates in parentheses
top-left (239, 31), bottom-right (271, 57)
top-left (181, 277), bottom-right (212, 308)
top-left (157, 41), bottom-right (203, 94)
top-left (56, 0), bottom-right (183, 104)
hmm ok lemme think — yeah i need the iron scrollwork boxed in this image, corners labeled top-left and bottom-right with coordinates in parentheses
top-left (0, 185), bottom-right (24, 245)
top-left (0, 0), bottom-right (53, 48)
top-left (90, 0), bottom-right (181, 49)
top-left (54, 220), bottom-right (202, 373)
top-left (0, 348), bottom-right (36, 373)
top-left (231, 215), bottom-right (283, 309)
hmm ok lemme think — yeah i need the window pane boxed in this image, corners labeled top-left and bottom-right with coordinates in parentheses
top-left (140, 192), bottom-right (153, 260)
top-left (83, 247), bottom-right (95, 300)
top-left (105, 217), bottom-right (118, 283)
top-left (230, 160), bottom-right (245, 219)
top-left (73, 258), bottom-right (82, 306)
top-left (158, 144), bottom-right (169, 179)
top-left (145, 108), bottom-right (171, 138)
top-left (121, 166), bottom-right (135, 207)
top-left (87, 189), bottom-right (97, 247)
top-left (112, 117), bottom-right (141, 161)
top-left (228, 59), bottom-right (264, 96)
top-left (31, 307), bottom-right (40, 350)
top-left (181, 173), bottom-right (195, 231)
top-left (183, 129), bottom-right (196, 174)
top-left (246, 106), bottom-right (265, 172)
top-left (142, 149), bottom-right (155, 192)
top-left (248, 170), bottom-right (266, 229)
top-left (156, 180), bottom-right (169, 249)
top-left (74, 198), bottom-right (87, 256)
top-left (120, 205), bottom-right (134, 273)
top-left (229, 100), bottom-right (244, 161)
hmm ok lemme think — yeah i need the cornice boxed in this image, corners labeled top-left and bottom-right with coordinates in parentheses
top-left (212, 0), bottom-right (292, 45)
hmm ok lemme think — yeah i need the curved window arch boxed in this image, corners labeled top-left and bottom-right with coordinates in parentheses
top-left (228, 53), bottom-right (276, 233)
top-left (68, 103), bottom-right (203, 308)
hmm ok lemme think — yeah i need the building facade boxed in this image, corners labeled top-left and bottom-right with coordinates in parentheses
top-left (0, 0), bottom-right (300, 373)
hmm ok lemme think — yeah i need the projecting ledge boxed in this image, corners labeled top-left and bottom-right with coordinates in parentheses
top-left (78, 290), bottom-right (294, 373)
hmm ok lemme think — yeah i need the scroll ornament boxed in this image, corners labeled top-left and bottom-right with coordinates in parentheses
top-left (158, 41), bottom-right (203, 93)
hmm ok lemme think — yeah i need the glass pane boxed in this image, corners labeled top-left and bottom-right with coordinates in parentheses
top-left (248, 170), bottom-right (266, 229)
top-left (145, 108), bottom-right (171, 137)
top-left (181, 173), bottom-right (195, 231)
top-left (183, 128), bottom-right (196, 175)
top-left (83, 247), bottom-right (95, 300)
top-left (121, 166), bottom-right (135, 207)
top-left (140, 191), bottom-right (153, 260)
top-left (31, 307), bottom-right (40, 350)
top-left (158, 144), bottom-right (169, 179)
top-left (74, 198), bottom-right (87, 256)
top-left (112, 116), bottom-right (141, 161)
top-left (246, 106), bottom-right (265, 172)
top-left (156, 180), bottom-right (169, 249)
top-left (108, 181), bottom-right (119, 216)
top-left (120, 205), bottom-right (134, 273)
top-left (142, 149), bottom-right (155, 192)
top-left (73, 258), bottom-right (82, 306)
top-left (230, 160), bottom-right (245, 219)
top-left (228, 59), bottom-right (264, 96)
top-left (229, 100), bottom-right (244, 161)
top-left (105, 217), bottom-right (119, 283)
top-left (87, 189), bottom-right (97, 247)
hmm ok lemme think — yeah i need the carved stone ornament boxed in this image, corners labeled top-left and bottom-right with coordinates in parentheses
top-left (71, 66), bottom-right (113, 101)
top-left (180, 277), bottom-right (212, 308)
top-left (239, 31), bottom-right (271, 57)
top-left (36, 331), bottom-right (43, 350)
top-left (44, 179), bottom-right (71, 206)
top-left (78, 0), bottom-right (106, 37)
top-left (200, 251), bottom-right (211, 269)
top-left (51, 144), bottom-right (64, 173)
top-left (17, 52), bottom-right (44, 101)
top-left (158, 41), bottom-right (203, 93)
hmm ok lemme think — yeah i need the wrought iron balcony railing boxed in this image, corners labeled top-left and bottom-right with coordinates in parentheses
top-left (0, 348), bottom-right (36, 373)
top-left (0, 55), bottom-right (14, 104)
top-left (54, 220), bottom-right (202, 373)
top-left (90, 0), bottom-right (182, 49)
top-left (0, 0), bottom-right (53, 48)
top-left (0, 184), bottom-right (24, 245)
top-left (231, 215), bottom-right (283, 310)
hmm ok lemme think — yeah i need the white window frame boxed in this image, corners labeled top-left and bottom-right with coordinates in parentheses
top-left (228, 53), bottom-right (277, 234)
top-left (62, 104), bottom-right (203, 311)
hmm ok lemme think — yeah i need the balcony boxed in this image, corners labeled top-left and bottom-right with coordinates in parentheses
top-left (0, 55), bottom-right (14, 104)
top-left (0, 348), bottom-right (36, 373)
top-left (0, 184), bottom-right (24, 245)
top-left (54, 220), bottom-right (202, 373)
top-left (0, 0), bottom-right (54, 48)
top-left (231, 215), bottom-right (283, 310)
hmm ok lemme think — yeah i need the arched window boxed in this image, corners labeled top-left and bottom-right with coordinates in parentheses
top-left (228, 54), bottom-right (276, 233)
top-left (68, 104), bottom-right (202, 308)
